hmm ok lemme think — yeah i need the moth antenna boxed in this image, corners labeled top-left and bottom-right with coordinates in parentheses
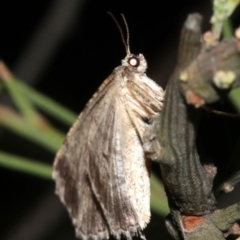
top-left (121, 13), bottom-right (130, 55)
top-left (202, 105), bottom-right (240, 118)
top-left (107, 12), bottom-right (130, 55)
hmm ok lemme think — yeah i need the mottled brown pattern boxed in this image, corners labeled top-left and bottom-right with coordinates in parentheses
top-left (54, 155), bottom-right (79, 219)
top-left (53, 53), bottom-right (164, 240)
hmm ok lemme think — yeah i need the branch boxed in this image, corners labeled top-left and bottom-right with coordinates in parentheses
top-left (158, 13), bottom-right (240, 240)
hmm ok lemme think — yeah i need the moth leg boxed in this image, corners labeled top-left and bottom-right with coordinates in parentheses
top-left (142, 115), bottom-right (161, 161)
top-left (123, 98), bottom-right (162, 161)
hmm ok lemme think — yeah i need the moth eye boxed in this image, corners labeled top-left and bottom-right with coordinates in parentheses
top-left (128, 56), bottom-right (140, 67)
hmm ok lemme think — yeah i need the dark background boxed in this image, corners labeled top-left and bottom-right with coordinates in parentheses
top-left (0, 1), bottom-right (239, 240)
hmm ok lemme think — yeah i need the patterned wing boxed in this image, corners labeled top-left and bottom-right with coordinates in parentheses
top-left (53, 57), bottom-right (164, 240)
top-left (53, 70), bottom-right (146, 240)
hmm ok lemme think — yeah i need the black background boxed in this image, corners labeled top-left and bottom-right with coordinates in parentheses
top-left (0, 1), bottom-right (239, 240)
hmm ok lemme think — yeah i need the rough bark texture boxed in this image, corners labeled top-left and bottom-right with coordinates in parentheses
top-left (158, 13), bottom-right (240, 240)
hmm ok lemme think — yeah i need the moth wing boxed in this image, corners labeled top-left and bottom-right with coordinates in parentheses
top-left (53, 71), bottom-right (146, 240)
top-left (124, 73), bottom-right (164, 160)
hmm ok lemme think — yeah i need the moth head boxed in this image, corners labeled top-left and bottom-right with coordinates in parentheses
top-left (122, 54), bottom-right (147, 73)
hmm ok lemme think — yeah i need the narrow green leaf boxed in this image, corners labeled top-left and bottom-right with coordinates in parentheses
top-left (0, 106), bottom-right (64, 153)
top-left (0, 150), bottom-right (52, 179)
top-left (150, 174), bottom-right (169, 215)
top-left (4, 77), bottom-right (39, 125)
top-left (228, 87), bottom-right (240, 112)
top-left (15, 79), bottom-right (77, 126)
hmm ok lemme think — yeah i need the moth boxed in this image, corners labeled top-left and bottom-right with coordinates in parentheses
top-left (53, 14), bottom-right (164, 240)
